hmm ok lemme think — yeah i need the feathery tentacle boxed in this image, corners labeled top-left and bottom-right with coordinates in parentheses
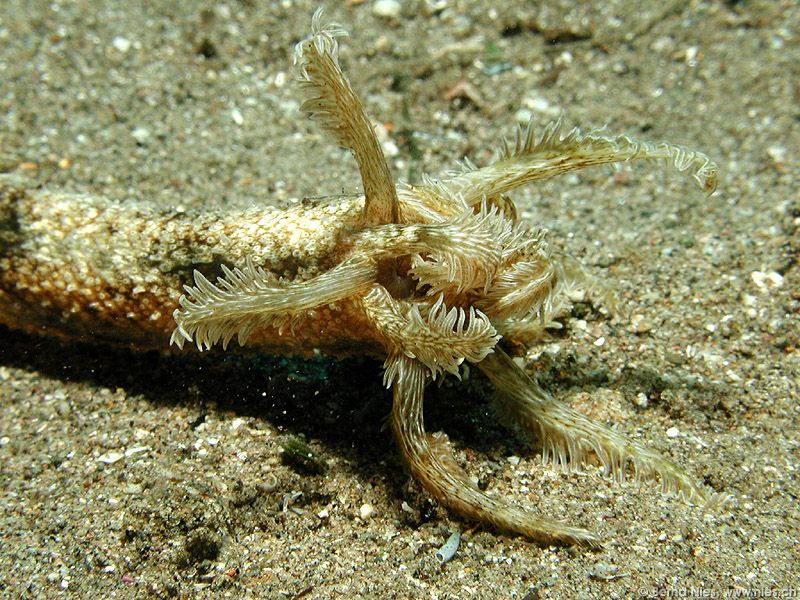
top-left (390, 354), bottom-right (602, 548)
top-left (172, 257), bottom-right (376, 350)
top-left (361, 284), bottom-right (499, 383)
top-left (294, 8), bottom-right (400, 225)
top-left (479, 348), bottom-right (716, 506)
top-left (439, 116), bottom-right (718, 207)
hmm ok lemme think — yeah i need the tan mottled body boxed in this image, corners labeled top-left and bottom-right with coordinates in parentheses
top-left (0, 178), bottom-right (378, 353)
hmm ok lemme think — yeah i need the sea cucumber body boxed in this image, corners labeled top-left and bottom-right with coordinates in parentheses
top-left (0, 176), bottom-right (380, 354)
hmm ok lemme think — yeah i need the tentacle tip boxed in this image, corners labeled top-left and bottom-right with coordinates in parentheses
top-left (698, 490), bottom-right (734, 513)
top-left (701, 170), bottom-right (719, 196)
top-left (575, 534), bottom-right (604, 551)
top-left (168, 328), bottom-right (184, 349)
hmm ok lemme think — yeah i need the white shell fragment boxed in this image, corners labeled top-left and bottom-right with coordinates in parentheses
top-left (435, 531), bottom-right (461, 563)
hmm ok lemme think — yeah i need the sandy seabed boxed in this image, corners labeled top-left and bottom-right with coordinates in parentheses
top-left (1, 1), bottom-right (798, 598)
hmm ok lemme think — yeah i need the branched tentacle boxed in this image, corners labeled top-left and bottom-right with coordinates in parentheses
top-left (389, 354), bottom-right (602, 547)
top-left (409, 202), bottom-right (525, 296)
top-left (493, 251), bottom-right (616, 345)
top-left (477, 249), bottom-right (558, 321)
top-left (438, 116), bottom-right (719, 208)
top-left (361, 284), bottom-right (499, 383)
top-left (294, 8), bottom-right (400, 225)
top-left (171, 257), bottom-right (376, 350)
top-left (352, 202), bottom-right (529, 300)
top-left (479, 348), bottom-right (719, 506)
top-left (397, 176), bottom-right (467, 222)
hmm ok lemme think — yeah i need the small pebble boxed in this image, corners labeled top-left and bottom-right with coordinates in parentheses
top-left (515, 108), bottom-right (534, 125)
top-left (373, 0), bottom-right (402, 19)
top-left (630, 314), bottom-right (654, 333)
top-left (382, 139), bottom-right (399, 157)
top-left (751, 270), bottom-right (784, 291)
top-left (97, 451), bottom-right (124, 464)
top-left (359, 503), bottom-right (375, 520)
top-left (131, 127), bottom-right (151, 145)
top-left (766, 145), bottom-right (787, 163)
top-left (666, 426), bottom-right (680, 439)
top-left (665, 350), bottom-right (685, 365)
top-left (124, 446), bottom-right (148, 457)
top-left (523, 94), bottom-right (561, 118)
top-left (111, 36), bottom-right (131, 53)
top-left (589, 562), bottom-right (624, 581)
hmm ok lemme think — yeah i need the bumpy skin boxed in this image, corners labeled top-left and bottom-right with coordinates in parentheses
top-left (0, 11), bottom-right (722, 547)
top-left (0, 182), bottom-right (379, 353)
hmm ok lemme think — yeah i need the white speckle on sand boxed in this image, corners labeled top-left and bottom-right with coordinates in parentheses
top-left (373, 0), bottom-right (402, 19)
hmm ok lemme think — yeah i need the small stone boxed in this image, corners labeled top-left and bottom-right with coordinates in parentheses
top-left (665, 426), bottom-right (680, 439)
top-left (766, 145), bottom-right (787, 163)
top-left (382, 139), bottom-right (399, 157)
top-left (131, 127), bottom-right (151, 145)
top-left (630, 314), bottom-right (654, 333)
top-left (665, 350), bottom-right (685, 365)
top-left (124, 446), bottom-right (148, 457)
top-left (523, 94), bottom-right (561, 118)
top-left (112, 36), bottom-right (131, 53)
top-left (373, 0), bottom-right (402, 19)
top-left (97, 451), bottom-right (124, 464)
top-left (751, 270), bottom-right (784, 291)
top-left (683, 46), bottom-right (699, 67)
top-left (633, 393), bottom-right (649, 408)
top-left (359, 503), bottom-right (375, 520)
top-left (589, 562), bottom-right (624, 581)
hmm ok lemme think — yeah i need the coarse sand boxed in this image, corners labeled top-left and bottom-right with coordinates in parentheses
top-left (1, 1), bottom-right (798, 598)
